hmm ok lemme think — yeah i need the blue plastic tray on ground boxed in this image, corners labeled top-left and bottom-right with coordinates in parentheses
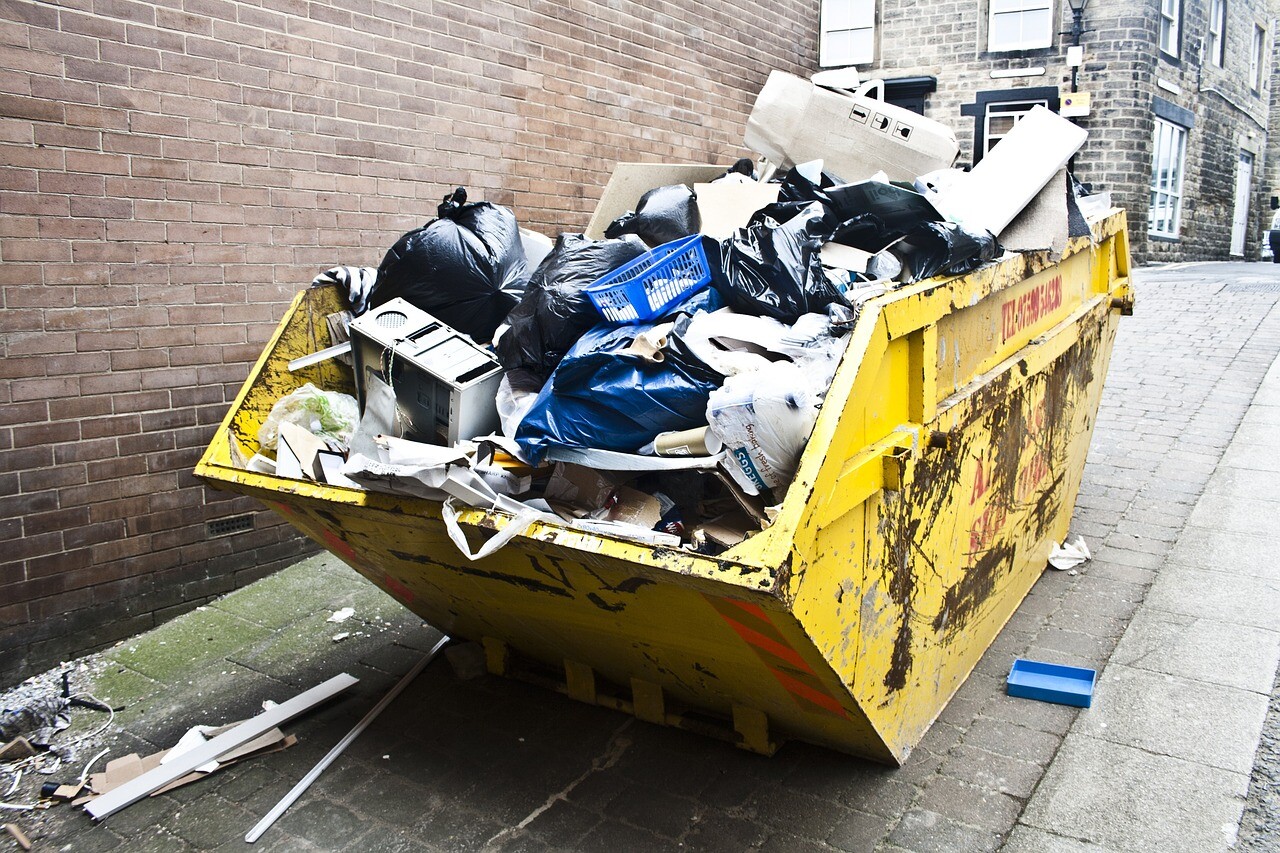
top-left (1006, 658), bottom-right (1097, 708)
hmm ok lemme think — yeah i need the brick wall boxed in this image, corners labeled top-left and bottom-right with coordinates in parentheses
top-left (0, 0), bottom-right (819, 685)
top-left (863, 0), bottom-right (1274, 263)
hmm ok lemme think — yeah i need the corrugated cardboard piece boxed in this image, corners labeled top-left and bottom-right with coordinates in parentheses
top-left (745, 72), bottom-right (960, 182)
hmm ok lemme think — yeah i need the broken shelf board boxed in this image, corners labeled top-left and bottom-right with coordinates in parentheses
top-left (85, 672), bottom-right (358, 820)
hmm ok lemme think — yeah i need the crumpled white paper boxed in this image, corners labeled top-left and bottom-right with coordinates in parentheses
top-left (1048, 535), bottom-right (1091, 571)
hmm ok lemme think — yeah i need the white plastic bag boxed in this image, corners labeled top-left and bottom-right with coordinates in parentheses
top-left (495, 373), bottom-right (541, 440)
top-left (707, 362), bottom-right (819, 496)
top-left (257, 383), bottom-right (359, 452)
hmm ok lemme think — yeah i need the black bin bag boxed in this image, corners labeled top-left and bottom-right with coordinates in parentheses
top-left (710, 202), bottom-right (851, 323)
top-left (604, 184), bottom-right (701, 247)
top-left (368, 188), bottom-right (528, 343)
top-left (496, 234), bottom-right (649, 383)
top-left (897, 222), bottom-right (1001, 282)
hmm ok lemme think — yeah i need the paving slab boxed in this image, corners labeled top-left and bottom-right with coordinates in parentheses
top-left (1164, 525), bottom-right (1280, 579)
top-left (1194, 465), bottom-right (1280, 503)
top-left (105, 606), bottom-right (273, 684)
top-left (1020, 735), bottom-right (1248, 853)
top-left (1140, 564), bottom-right (1280, 631)
top-left (1109, 608), bottom-right (1280, 694)
top-left (1001, 825), bottom-right (1124, 853)
top-left (1218, 440), bottom-right (1280, 472)
top-left (1184, 490), bottom-right (1280, 537)
top-left (1074, 663), bottom-right (1269, 775)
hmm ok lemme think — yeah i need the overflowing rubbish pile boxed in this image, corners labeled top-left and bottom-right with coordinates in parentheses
top-left (252, 70), bottom-right (1099, 558)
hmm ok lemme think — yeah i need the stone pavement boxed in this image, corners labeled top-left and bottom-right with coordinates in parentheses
top-left (1010, 275), bottom-right (1280, 853)
top-left (2, 262), bottom-right (1279, 852)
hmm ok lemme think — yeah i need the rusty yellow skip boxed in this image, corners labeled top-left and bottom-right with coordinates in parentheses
top-left (196, 211), bottom-right (1132, 765)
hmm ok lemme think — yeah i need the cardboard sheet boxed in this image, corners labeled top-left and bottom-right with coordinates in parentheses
top-left (605, 486), bottom-right (663, 529)
top-left (694, 182), bottom-right (781, 238)
top-left (83, 728), bottom-right (295, 802)
top-left (545, 462), bottom-right (621, 514)
top-left (585, 163), bottom-right (725, 240)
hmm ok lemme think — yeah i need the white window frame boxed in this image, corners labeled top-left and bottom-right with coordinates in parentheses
top-left (1207, 0), bottom-right (1225, 66)
top-left (1251, 24), bottom-right (1265, 90)
top-left (820, 0), bottom-right (876, 67)
top-left (983, 99), bottom-right (1051, 154)
top-left (1149, 118), bottom-right (1187, 239)
top-left (987, 0), bottom-right (1054, 52)
top-left (1159, 0), bottom-right (1180, 57)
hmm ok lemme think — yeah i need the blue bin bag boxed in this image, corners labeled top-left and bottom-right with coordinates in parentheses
top-left (515, 291), bottom-right (722, 464)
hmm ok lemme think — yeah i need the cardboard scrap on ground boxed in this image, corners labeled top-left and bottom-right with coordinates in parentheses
top-left (74, 725), bottom-right (295, 805)
top-left (0, 736), bottom-right (35, 762)
top-left (3, 823), bottom-right (31, 851)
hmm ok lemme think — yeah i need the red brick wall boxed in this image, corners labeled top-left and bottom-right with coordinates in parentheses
top-left (0, 0), bottom-right (819, 684)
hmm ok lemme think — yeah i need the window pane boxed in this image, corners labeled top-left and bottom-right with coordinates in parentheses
top-left (824, 0), bottom-right (857, 30)
top-left (1020, 9), bottom-right (1052, 47)
top-left (822, 29), bottom-right (852, 60)
top-left (847, 29), bottom-right (874, 62)
top-left (988, 115), bottom-right (1019, 138)
top-left (849, 0), bottom-right (875, 28)
top-left (820, 0), bottom-right (874, 66)
top-left (991, 14), bottom-right (1022, 48)
top-left (984, 100), bottom-right (1048, 153)
top-left (1252, 26), bottom-right (1265, 89)
top-left (821, 0), bottom-right (874, 31)
top-left (989, 7), bottom-right (1051, 51)
top-left (1209, 0), bottom-right (1225, 65)
top-left (1149, 118), bottom-right (1186, 238)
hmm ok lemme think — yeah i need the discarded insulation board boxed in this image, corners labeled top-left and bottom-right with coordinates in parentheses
top-left (929, 105), bottom-right (1087, 237)
top-left (197, 211), bottom-right (1133, 764)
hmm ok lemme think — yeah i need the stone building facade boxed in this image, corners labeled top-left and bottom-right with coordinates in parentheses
top-left (823, 0), bottom-right (1278, 262)
top-left (0, 0), bottom-right (816, 684)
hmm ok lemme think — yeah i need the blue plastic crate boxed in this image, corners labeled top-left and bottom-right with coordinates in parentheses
top-left (585, 235), bottom-right (711, 324)
top-left (1006, 658), bottom-right (1097, 708)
